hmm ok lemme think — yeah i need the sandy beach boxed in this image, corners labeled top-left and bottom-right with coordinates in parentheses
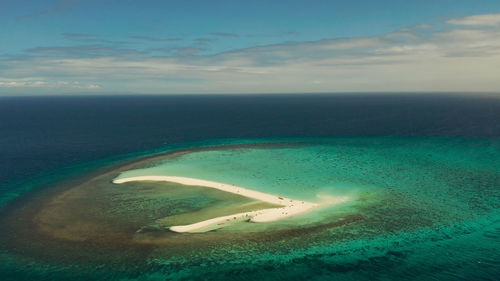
top-left (113, 176), bottom-right (328, 232)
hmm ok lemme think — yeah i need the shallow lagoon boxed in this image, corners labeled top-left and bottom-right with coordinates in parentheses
top-left (1, 137), bottom-right (499, 280)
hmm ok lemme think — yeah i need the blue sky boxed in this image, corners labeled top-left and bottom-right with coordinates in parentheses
top-left (1, 0), bottom-right (500, 94)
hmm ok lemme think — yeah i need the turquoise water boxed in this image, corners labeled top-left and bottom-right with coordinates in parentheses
top-left (117, 138), bottom-right (500, 279)
top-left (118, 137), bottom-right (499, 225)
top-left (2, 137), bottom-right (500, 280)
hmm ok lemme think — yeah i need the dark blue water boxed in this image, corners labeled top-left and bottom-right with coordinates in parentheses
top-left (0, 94), bottom-right (499, 280)
top-left (2, 94), bottom-right (499, 188)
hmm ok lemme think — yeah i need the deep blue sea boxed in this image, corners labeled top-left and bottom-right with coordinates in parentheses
top-left (0, 94), bottom-right (499, 280)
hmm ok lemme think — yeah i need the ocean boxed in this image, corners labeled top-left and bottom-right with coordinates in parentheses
top-left (0, 94), bottom-right (499, 280)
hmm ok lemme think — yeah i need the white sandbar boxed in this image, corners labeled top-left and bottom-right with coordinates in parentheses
top-left (113, 176), bottom-right (345, 233)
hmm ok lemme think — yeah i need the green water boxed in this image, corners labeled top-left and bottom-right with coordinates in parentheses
top-left (2, 137), bottom-right (500, 280)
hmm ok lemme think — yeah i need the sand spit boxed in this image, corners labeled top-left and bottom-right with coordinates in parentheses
top-left (113, 176), bottom-right (346, 233)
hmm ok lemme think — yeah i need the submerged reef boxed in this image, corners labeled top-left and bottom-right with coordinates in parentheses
top-left (1, 138), bottom-right (499, 280)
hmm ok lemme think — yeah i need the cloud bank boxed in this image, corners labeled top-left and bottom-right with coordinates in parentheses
top-left (2, 13), bottom-right (500, 94)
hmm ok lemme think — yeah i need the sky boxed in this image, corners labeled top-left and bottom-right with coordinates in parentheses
top-left (1, 0), bottom-right (500, 95)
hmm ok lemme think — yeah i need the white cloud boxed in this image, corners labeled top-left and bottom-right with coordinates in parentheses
top-left (0, 80), bottom-right (48, 87)
top-left (447, 13), bottom-right (500, 27)
top-left (0, 78), bottom-right (101, 90)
